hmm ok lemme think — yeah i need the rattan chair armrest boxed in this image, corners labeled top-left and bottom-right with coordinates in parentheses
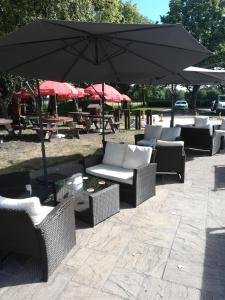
top-left (37, 197), bottom-right (74, 228)
top-left (134, 134), bottom-right (144, 145)
top-left (83, 154), bottom-right (103, 169)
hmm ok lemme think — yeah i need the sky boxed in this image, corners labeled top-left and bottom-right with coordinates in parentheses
top-left (130, 0), bottom-right (170, 23)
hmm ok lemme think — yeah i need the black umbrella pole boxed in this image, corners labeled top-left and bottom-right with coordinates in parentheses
top-left (36, 81), bottom-right (48, 186)
top-left (102, 83), bottom-right (105, 145)
top-left (170, 88), bottom-right (175, 128)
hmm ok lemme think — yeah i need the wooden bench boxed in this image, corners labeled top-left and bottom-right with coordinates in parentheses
top-left (33, 126), bottom-right (57, 142)
top-left (67, 122), bottom-right (84, 139)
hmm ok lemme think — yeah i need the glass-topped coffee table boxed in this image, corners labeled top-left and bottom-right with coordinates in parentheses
top-left (54, 173), bottom-right (120, 227)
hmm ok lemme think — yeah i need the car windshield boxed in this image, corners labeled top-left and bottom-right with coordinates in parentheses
top-left (176, 101), bottom-right (186, 104)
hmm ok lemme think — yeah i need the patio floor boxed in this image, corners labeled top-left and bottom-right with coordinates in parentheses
top-left (1, 149), bottom-right (225, 299)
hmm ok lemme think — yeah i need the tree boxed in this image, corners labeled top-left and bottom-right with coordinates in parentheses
top-left (161, 0), bottom-right (225, 109)
top-left (0, 0), bottom-right (150, 115)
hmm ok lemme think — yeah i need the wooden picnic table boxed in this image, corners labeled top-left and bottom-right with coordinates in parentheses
top-left (85, 114), bottom-right (119, 133)
top-left (42, 116), bottom-right (73, 123)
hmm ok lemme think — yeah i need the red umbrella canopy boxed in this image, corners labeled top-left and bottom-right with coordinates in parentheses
top-left (121, 94), bottom-right (131, 102)
top-left (84, 83), bottom-right (122, 98)
top-left (39, 81), bottom-right (78, 97)
top-left (13, 90), bottom-right (33, 99)
top-left (76, 87), bottom-right (89, 98)
top-left (89, 94), bottom-right (121, 102)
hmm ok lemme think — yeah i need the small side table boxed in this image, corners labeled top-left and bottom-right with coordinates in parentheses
top-left (55, 173), bottom-right (120, 227)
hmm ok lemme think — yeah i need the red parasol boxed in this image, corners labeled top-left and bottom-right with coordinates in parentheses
top-left (84, 83), bottom-right (122, 98)
top-left (89, 94), bottom-right (121, 102)
top-left (121, 94), bottom-right (131, 102)
top-left (13, 90), bottom-right (34, 99)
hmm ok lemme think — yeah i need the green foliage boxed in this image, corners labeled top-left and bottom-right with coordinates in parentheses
top-left (161, 0), bottom-right (225, 67)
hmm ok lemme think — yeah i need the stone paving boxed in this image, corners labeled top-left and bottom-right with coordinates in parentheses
top-left (1, 149), bottom-right (225, 299)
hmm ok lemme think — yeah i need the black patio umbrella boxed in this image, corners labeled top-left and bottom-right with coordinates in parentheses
top-left (156, 66), bottom-right (225, 127)
top-left (0, 20), bottom-right (211, 183)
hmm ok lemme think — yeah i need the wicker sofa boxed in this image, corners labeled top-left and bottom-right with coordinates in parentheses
top-left (0, 172), bottom-right (76, 282)
top-left (83, 142), bottom-right (156, 207)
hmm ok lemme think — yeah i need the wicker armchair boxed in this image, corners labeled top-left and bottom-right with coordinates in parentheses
top-left (0, 197), bottom-right (76, 282)
top-left (83, 153), bottom-right (156, 208)
top-left (0, 171), bottom-right (76, 282)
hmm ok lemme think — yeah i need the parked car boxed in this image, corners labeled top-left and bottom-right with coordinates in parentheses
top-left (174, 100), bottom-right (188, 110)
top-left (211, 95), bottom-right (225, 114)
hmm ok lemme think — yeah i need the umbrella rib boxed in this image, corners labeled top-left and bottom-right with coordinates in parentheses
top-left (44, 20), bottom-right (177, 36)
top-left (0, 35), bottom-right (85, 48)
top-left (4, 37), bottom-right (86, 73)
top-left (43, 20), bottom-right (95, 35)
top-left (99, 24), bottom-right (179, 36)
top-left (60, 43), bottom-right (90, 82)
top-left (99, 42), bottom-right (121, 82)
top-left (100, 42), bottom-right (133, 64)
top-left (102, 37), bottom-right (174, 74)
top-left (103, 35), bottom-right (209, 54)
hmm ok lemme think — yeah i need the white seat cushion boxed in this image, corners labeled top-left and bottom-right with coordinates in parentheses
top-left (0, 195), bottom-right (54, 225)
top-left (102, 142), bottom-right (127, 167)
top-left (194, 116), bottom-right (209, 127)
top-left (144, 125), bottom-right (162, 140)
top-left (122, 144), bottom-right (152, 169)
top-left (137, 138), bottom-right (156, 147)
top-left (157, 140), bottom-right (184, 147)
top-left (160, 127), bottom-right (181, 141)
top-left (215, 129), bottom-right (225, 136)
top-left (86, 164), bottom-right (133, 185)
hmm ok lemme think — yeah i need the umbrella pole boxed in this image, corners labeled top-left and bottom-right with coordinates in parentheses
top-left (102, 82), bottom-right (105, 145)
top-left (36, 80), bottom-right (48, 186)
top-left (170, 84), bottom-right (176, 128)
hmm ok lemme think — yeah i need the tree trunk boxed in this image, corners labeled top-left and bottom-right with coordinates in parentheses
top-left (0, 97), bottom-right (9, 118)
top-left (190, 85), bottom-right (200, 110)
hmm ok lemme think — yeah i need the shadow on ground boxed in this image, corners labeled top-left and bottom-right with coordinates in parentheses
top-left (201, 228), bottom-right (225, 297)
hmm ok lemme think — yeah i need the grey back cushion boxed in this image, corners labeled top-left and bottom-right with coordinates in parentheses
top-left (144, 125), bottom-right (162, 140)
top-left (160, 127), bottom-right (181, 141)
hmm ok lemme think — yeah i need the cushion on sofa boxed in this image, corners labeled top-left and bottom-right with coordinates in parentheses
top-left (194, 116), bottom-right (209, 127)
top-left (157, 140), bottom-right (184, 147)
top-left (137, 138), bottom-right (156, 147)
top-left (122, 144), bottom-right (152, 169)
top-left (102, 142), bottom-right (127, 167)
top-left (144, 125), bottom-right (162, 140)
top-left (160, 127), bottom-right (181, 141)
top-left (0, 195), bottom-right (54, 225)
top-left (86, 164), bottom-right (133, 185)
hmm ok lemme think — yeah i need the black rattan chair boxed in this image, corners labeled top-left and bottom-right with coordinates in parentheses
top-left (155, 145), bottom-right (185, 183)
top-left (0, 171), bottom-right (76, 282)
top-left (0, 197), bottom-right (76, 282)
top-left (180, 126), bottom-right (221, 156)
top-left (0, 171), bottom-right (32, 198)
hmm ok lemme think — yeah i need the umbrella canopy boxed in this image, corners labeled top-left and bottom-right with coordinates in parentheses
top-left (0, 20), bottom-right (210, 83)
top-left (76, 87), bottom-right (88, 98)
top-left (156, 66), bottom-right (225, 85)
top-left (89, 94), bottom-right (121, 102)
top-left (121, 94), bottom-right (131, 102)
top-left (13, 90), bottom-right (33, 99)
top-left (85, 83), bottom-right (122, 98)
top-left (38, 81), bottom-right (78, 97)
